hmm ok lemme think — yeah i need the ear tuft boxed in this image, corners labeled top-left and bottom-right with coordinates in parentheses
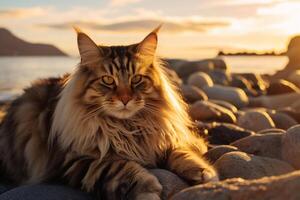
top-left (74, 27), bottom-right (102, 65)
top-left (137, 25), bottom-right (162, 59)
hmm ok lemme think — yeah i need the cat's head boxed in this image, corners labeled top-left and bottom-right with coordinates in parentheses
top-left (74, 26), bottom-right (164, 119)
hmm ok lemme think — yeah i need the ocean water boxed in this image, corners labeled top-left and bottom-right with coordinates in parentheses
top-left (0, 56), bottom-right (288, 101)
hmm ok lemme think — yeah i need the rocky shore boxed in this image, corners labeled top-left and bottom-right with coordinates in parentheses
top-left (1, 37), bottom-right (300, 200)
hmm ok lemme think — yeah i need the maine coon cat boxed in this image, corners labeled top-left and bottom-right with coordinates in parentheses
top-left (0, 26), bottom-right (218, 200)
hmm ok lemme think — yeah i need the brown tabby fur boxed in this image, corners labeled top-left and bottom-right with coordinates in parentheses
top-left (0, 27), bottom-right (218, 200)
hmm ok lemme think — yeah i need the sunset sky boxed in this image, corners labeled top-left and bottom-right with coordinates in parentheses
top-left (0, 0), bottom-right (300, 59)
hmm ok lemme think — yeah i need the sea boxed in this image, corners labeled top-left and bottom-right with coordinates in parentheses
top-left (0, 56), bottom-right (288, 101)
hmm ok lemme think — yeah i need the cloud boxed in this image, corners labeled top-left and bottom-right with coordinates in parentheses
top-left (38, 19), bottom-right (230, 33)
top-left (109, 0), bottom-right (141, 7)
top-left (0, 7), bottom-right (47, 18)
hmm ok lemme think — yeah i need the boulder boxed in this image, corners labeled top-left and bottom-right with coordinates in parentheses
top-left (203, 85), bottom-right (249, 108)
top-left (176, 59), bottom-right (226, 79)
top-left (207, 70), bottom-right (232, 85)
top-left (204, 145), bottom-right (239, 163)
top-left (180, 85), bottom-right (208, 104)
top-left (291, 100), bottom-right (300, 111)
top-left (237, 110), bottom-right (275, 132)
top-left (237, 73), bottom-right (267, 91)
top-left (231, 133), bottom-right (283, 159)
top-left (249, 92), bottom-right (300, 109)
top-left (281, 109), bottom-right (300, 123)
top-left (230, 75), bottom-right (252, 89)
top-left (187, 72), bottom-right (213, 89)
top-left (150, 169), bottom-right (188, 200)
top-left (214, 152), bottom-right (294, 180)
top-left (171, 171), bottom-right (300, 200)
top-left (257, 128), bottom-right (286, 134)
top-left (268, 111), bottom-right (298, 130)
top-left (267, 79), bottom-right (300, 95)
top-left (209, 100), bottom-right (237, 113)
top-left (205, 122), bottom-right (254, 145)
top-left (282, 125), bottom-right (300, 169)
top-left (189, 101), bottom-right (236, 123)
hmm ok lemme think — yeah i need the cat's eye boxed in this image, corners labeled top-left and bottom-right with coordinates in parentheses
top-left (131, 75), bottom-right (143, 84)
top-left (102, 75), bottom-right (115, 85)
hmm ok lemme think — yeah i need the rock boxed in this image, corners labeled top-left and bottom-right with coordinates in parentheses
top-left (189, 101), bottom-right (236, 123)
top-left (236, 73), bottom-right (267, 91)
top-left (180, 85), bottom-right (208, 104)
top-left (285, 35), bottom-right (300, 70)
top-left (230, 75), bottom-right (252, 89)
top-left (150, 169), bottom-right (188, 200)
top-left (165, 59), bottom-right (187, 72)
top-left (171, 171), bottom-right (300, 200)
top-left (187, 72), bottom-right (213, 89)
top-left (210, 100), bottom-right (237, 113)
top-left (282, 125), bottom-right (300, 169)
top-left (287, 70), bottom-right (300, 87)
top-left (281, 109), bottom-right (300, 123)
top-left (268, 111), bottom-right (298, 130)
top-left (204, 145), bottom-right (238, 163)
top-left (267, 79), bottom-right (300, 95)
top-left (207, 70), bottom-right (232, 85)
top-left (203, 85), bottom-right (249, 108)
top-left (214, 152), bottom-right (294, 180)
top-left (291, 100), bottom-right (300, 111)
top-left (237, 110), bottom-right (275, 132)
top-left (257, 128), bottom-right (286, 134)
top-left (231, 133), bottom-right (283, 159)
top-left (206, 122), bottom-right (254, 145)
top-left (249, 92), bottom-right (300, 109)
top-left (176, 59), bottom-right (227, 79)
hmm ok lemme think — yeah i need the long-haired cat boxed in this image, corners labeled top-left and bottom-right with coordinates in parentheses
top-left (0, 26), bottom-right (218, 200)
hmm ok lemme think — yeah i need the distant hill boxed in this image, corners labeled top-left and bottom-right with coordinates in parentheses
top-left (0, 28), bottom-right (67, 56)
top-left (218, 50), bottom-right (286, 56)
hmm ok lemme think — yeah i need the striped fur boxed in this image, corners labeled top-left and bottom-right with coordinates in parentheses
top-left (0, 28), bottom-right (218, 200)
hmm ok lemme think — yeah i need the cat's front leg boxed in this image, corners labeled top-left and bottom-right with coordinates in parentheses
top-left (166, 148), bottom-right (218, 185)
top-left (94, 160), bottom-right (162, 200)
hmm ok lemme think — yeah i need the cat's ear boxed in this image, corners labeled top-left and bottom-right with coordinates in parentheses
top-left (136, 25), bottom-right (162, 59)
top-left (74, 27), bottom-right (102, 64)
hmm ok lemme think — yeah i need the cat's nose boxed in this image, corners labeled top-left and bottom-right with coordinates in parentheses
top-left (120, 95), bottom-right (132, 106)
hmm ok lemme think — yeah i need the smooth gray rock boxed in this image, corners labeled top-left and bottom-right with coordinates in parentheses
top-left (187, 72), bottom-right (213, 89)
top-left (268, 111), bottom-right (298, 130)
top-left (282, 125), bottom-right (300, 169)
top-left (150, 169), bottom-right (188, 200)
top-left (180, 85), bottom-right (208, 104)
top-left (231, 133), bottom-right (283, 159)
top-left (204, 145), bottom-right (239, 163)
top-left (189, 101), bottom-right (236, 123)
top-left (205, 122), bottom-right (254, 145)
top-left (237, 110), bottom-right (275, 132)
top-left (203, 85), bottom-right (249, 108)
top-left (171, 171), bottom-right (300, 200)
top-left (214, 151), bottom-right (294, 180)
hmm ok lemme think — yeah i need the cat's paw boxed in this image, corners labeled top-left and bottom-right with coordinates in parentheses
top-left (129, 173), bottom-right (162, 200)
top-left (185, 167), bottom-right (219, 184)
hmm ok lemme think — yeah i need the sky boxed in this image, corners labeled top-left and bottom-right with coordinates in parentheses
top-left (0, 0), bottom-right (300, 59)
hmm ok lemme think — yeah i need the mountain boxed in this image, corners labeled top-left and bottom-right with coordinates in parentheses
top-left (0, 28), bottom-right (67, 56)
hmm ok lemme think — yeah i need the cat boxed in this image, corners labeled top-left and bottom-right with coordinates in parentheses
top-left (0, 26), bottom-right (218, 200)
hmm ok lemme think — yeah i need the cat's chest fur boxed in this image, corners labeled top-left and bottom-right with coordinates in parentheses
top-left (97, 117), bottom-right (168, 166)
